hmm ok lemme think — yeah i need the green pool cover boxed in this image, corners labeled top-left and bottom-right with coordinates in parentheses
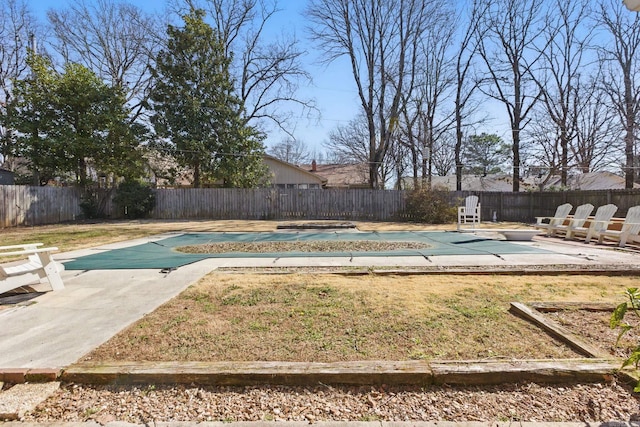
top-left (62, 231), bottom-right (553, 271)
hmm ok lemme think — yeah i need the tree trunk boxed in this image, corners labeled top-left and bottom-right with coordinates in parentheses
top-left (625, 71), bottom-right (635, 188)
top-left (512, 128), bottom-right (520, 192)
top-left (455, 110), bottom-right (463, 191)
top-left (193, 162), bottom-right (201, 189)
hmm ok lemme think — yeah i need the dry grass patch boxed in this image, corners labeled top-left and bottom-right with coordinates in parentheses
top-left (83, 273), bottom-right (634, 363)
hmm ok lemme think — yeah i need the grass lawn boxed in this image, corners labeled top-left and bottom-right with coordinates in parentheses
top-left (82, 272), bottom-right (634, 363)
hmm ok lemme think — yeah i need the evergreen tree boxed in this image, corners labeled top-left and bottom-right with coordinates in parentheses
top-left (463, 133), bottom-right (511, 176)
top-left (9, 53), bottom-right (143, 185)
top-left (149, 9), bottom-right (266, 188)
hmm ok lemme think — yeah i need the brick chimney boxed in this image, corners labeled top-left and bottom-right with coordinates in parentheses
top-left (311, 159), bottom-right (317, 172)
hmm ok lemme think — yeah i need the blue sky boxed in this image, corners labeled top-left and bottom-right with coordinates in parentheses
top-left (27, 0), bottom-right (361, 156)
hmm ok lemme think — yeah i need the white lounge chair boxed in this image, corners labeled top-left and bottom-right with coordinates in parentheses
top-left (457, 195), bottom-right (480, 230)
top-left (547, 203), bottom-right (593, 237)
top-left (565, 204), bottom-right (618, 242)
top-left (593, 205), bottom-right (640, 248)
top-left (535, 203), bottom-right (573, 236)
top-left (0, 244), bottom-right (65, 294)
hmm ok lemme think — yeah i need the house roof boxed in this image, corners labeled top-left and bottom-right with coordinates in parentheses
top-left (263, 155), bottom-right (327, 186)
top-left (428, 174), bottom-right (524, 192)
top-left (299, 162), bottom-right (369, 188)
top-left (424, 172), bottom-right (639, 191)
top-left (544, 171), bottom-right (640, 190)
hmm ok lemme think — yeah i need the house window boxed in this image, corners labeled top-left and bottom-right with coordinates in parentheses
top-left (276, 184), bottom-right (286, 189)
top-left (299, 184), bottom-right (308, 189)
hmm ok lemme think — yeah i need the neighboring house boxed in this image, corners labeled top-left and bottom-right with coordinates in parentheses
top-left (299, 162), bottom-right (370, 188)
top-left (0, 168), bottom-right (15, 185)
top-left (428, 174), bottom-right (518, 192)
top-left (544, 171), bottom-right (640, 190)
top-left (148, 152), bottom-right (328, 189)
top-left (264, 155), bottom-right (326, 189)
top-left (415, 171), bottom-right (639, 192)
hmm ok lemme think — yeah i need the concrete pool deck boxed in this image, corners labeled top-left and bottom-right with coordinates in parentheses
top-left (0, 230), bottom-right (639, 369)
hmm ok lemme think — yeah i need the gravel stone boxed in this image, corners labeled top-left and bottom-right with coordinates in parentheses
top-left (178, 241), bottom-right (431, 254)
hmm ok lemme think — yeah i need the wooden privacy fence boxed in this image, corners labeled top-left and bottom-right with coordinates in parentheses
top-left (3, 185), bottom-right (640, 227)
top-left (153, 188), bottom-right (406, 220)
top-left (1, 185), bottom-right (83, 228)
top-left (455, 190), bottom-right (640, 223)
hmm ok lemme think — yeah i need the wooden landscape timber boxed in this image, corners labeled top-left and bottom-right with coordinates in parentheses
top-left (509, 302), bottom-right (611, 359)
top-left (61, 359), bottom-right (620, 387)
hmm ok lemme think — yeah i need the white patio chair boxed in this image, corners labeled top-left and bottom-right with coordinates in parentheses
top-left (565, 204), bottom-right (618, 242)
top-left (457, 195), bottom-right (480, 230)
top-left (593, 205), bottom-right (640, 248)
top-left (0, 244), bottom-right (64, 294)
top-left (548, 203), bottom-right (594, 237)
top-left (534, 203), bottom-right (573, 236)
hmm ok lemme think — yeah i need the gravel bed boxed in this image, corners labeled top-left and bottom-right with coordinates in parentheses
top-left (178, 241), bottom-right (431, 254)
top-left (22, 382), bottom-right (640, 423)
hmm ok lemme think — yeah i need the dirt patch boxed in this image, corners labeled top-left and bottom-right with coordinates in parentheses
top-left (545, 308), bottom-right (640, 359)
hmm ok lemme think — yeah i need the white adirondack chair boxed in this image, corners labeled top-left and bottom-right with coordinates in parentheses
top-left (593, 205), bottom-right (640, 248)
top-left (547, 203), bottom-right (594, 237)
top-left (0, 244), bottom-right (65, 294)
top-left (457, 195), bottom-right (481, 230)
top-left (565, 204), bottom-right (618, 242)
top-left (534, 203), bottom-right (573, 236)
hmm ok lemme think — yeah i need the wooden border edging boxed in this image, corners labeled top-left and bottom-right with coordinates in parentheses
top-left (217, 268), bottom-right (640, 277)
top-left (509, 302), bottom-right (611, 358)
top-left (61, 361), bottom-right (432, 386)
top-left (527, 302), bottom-right (616, 312)
top-left (59, 359), bottom-right (618, 386)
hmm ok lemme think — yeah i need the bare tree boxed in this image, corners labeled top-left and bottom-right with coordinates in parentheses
top-left (415, 5), bottom-right (456, 188)
top-left (596, 0), bottom-right (640, 188)
top-left (394, 2), bottom-right (455, 189)
top-left (47, 0), bottom-right (161, 122)
top-left (307, 0), bottom-right (434, 188)
top-left (533, 0), bottom-right (592, 186)
top-left (0, 0), bottom-right (41, 166)
top-left (388, 134), bottom-right (410, 190)
top-left (453, 0), bottom-right (489, 191)
top-left (524, 110), bottom-right (563, 186)
top-left (177, 0), bottom-right (316, 137)
top-left (324, 115), bottom-right (369, 164)
top-left (267, 137), bottom-right (311, 165)
top-left (477, 0), bottom-right (546, 191)
top-left (431, 132), bottom-right (456, 177)
top-left (573, 72), bottom-right (622, 172)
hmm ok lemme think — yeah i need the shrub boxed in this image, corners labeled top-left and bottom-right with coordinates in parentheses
top-left (113, 180), bottom-right (156, 219)
top-left (79, 187), bottom-right (110, 219)
top-left (404, 185), bottom-right (457, 224)
top-left (611, 287), bottom-right (640, 391)
top-left (79, 193), bottom-right (101, 219)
